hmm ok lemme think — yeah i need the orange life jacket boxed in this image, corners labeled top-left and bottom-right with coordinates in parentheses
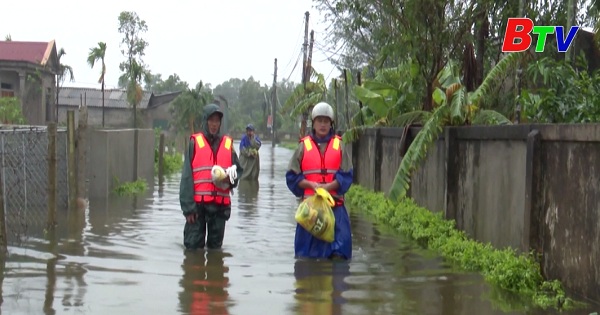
top-left (300, 135), bottom-right (344, 206)
top-left (191, 133), bottom-right (233, 205)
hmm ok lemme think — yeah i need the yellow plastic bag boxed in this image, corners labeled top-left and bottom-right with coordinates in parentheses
top-left (294, 187), bottom-right (336, 243)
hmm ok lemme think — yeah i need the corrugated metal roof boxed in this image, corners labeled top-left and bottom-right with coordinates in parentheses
top-left (0, 41), bottom-right (50, 64)
top-left (58, 87), bottom-right (152, 109)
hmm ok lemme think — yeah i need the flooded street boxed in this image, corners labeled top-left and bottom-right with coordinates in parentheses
top-left (0, 141), bottom-right (598, 315)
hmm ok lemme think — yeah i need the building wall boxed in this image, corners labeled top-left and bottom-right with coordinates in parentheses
top-left (0, 69), bottom-right (56, 125)
top-left (352, 125), bottom-right (600, 303)
top-left (58, 106), bottom-right (142, 128)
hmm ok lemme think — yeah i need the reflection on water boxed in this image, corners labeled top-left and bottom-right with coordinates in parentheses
top-left (237, 180), bottom-right (259, 204)
top-left (179, 250), bottom-right (232, 315)
top-left (293, 259), bottom-right (350, 315)
top-left (0, 140), bottom-right (598, 315)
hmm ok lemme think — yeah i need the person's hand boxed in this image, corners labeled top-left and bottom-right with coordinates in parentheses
top-left (310, 181), bottom-right (320, 191)
top-left (225, 165), bottom-right (237, 184)
top-left (186, 213), bottom-right (197, 224)
top-left (321, 183), bottom-right (329, 190)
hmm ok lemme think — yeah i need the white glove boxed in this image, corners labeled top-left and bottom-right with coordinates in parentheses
top-left (225, 165), bottom-right (237, 184)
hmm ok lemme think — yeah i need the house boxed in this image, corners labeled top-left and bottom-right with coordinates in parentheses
top-left (0, 40), bottom-right (59, 125)
top-left (57, 86), bottom-right (182, 132)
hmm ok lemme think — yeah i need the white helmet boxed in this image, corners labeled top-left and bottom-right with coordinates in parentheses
top-left (311, 102), bottom-right (334, 122)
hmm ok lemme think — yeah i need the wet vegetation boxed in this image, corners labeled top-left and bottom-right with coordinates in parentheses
top-left (154, 128), bottom-right (183, 176)
top-left (345, 185), bottom-right (587, 312)
top-left (113, 177), bottom-right (147, 196)
top-left (0, 97), bottom-right (26, 124)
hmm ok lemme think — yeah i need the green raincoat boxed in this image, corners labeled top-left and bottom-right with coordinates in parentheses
top-left (179, 104), bottom-right (243, 249)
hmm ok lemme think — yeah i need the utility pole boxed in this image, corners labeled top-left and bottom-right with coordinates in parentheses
top-left (514, 0), bottom-right (525, 124)
top-left (299, 11), bottom-right (310, 139)
top-left (301, 12), bottom-right (310, 88)
top-left (272, 58), bottom-right (277, 148)
top-left (300, 30), bottom-right (315, 137)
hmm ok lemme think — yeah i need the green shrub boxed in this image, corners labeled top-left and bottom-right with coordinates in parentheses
top-left (346, 185), bottom-right (585, 311)
top-left (113, 178), bottom-right (147, 196)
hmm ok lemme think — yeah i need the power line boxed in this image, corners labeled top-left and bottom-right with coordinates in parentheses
top-left (325, 65), bottom-right (338, 82)
top-left (282, 17), bottom-right (309, 77)
top-left (286, 49), bottom-right (304, 82)
top-left (313, 41), bottom-right (348, 63)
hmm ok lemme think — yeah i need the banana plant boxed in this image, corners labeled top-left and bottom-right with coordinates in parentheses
top-left (281, 68), bottom-right (327, 136)
top-left (342, 60), bottom-right (426, 142)
top-left (387, 52), bottom-right (520, 202)
top-left (170, 81), bottom-right (213, 135)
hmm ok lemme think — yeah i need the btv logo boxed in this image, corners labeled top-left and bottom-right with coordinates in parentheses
top-left (502, 18), bottom-right (580, 53)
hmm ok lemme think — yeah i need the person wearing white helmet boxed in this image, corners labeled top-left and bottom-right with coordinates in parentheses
top-left (285, 102), bottom-right (354, 260)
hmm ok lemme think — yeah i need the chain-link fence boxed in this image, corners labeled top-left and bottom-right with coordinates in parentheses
top-left (0, 125), bottom-right (68, 243)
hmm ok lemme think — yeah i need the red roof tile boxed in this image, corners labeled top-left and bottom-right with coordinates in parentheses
top-left (0, 41), bottom-right (51, 64)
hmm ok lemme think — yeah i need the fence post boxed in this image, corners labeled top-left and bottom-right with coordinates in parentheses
top-left (47, 122), bottom-right (57, 230)
top-left (133, 129), bottom-right (139, 182)
top-left (373, 129), bottom-right (382, 192)
top-left (444, 127), bottom-right (459, 222)
top-left (351, 138), bottom-right (360, 184)
top-left (77, 97), bottom-right (88, 199)
top-left (0, 135), bottom-right (6, 252)
top-left (523, 129), bottom-right (541, 253)
top-left (67, 110), bottom-right (77, 211)
top-left (158, 133), bottom-right (165, 186)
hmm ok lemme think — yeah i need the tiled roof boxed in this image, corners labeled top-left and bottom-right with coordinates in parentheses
top-left (0, 41), bottom-right (54, 65)
top-left (58, 87), bottom-right (153, 109)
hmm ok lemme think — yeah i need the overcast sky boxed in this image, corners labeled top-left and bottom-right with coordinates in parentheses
top-left (1, 0), bottom-right (340, 90)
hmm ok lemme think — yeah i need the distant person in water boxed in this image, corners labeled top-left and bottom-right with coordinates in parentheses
top-left (238, 124), bottom-right (261, 181)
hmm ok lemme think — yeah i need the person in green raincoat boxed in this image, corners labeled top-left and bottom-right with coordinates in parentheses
top-left (238, 124), bottom-right (261, 181)
top-left (179, 104), bottom-right (243, 250)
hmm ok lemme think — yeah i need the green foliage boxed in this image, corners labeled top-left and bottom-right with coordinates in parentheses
top-left (25, 71), bottom-right (43, 96)
top-left (520, 56), bottom-right (600, 123)
top-left (388, 104), bottom-right (449, 201)
top-left (154, 128), bottom-right (183, 176)
top-left (278, 141), bottom-right (299, 150)
top-left (211, 77), bottom-right (299, 135)
top-left (0, 97), bottom-right (26, 124)
top-left (346, 185), bottom-right (586, 311)
top-left (169, 81), bottom-right (213, 135)
top-left (348, 59), bottom-right (425, 129)
top-left (57, 47), bottom-right (74, 86)
top-left (145, 73), bottom-right (189, 94)
top-left (117, 10), bottom-right (150, 112)
top-left (387, 53), bottom-right (519, 201)
top-left (113, 177), bottom-right (147, 196)
top-left (87, 42), bottom-right (107, 84)
top-left (281, 68), bottom-right (328, 119)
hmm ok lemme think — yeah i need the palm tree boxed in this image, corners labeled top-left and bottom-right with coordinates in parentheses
top-left (56, 48), bottom-right (75, 121)
top-left (87, 42), bottom-right (107, 127)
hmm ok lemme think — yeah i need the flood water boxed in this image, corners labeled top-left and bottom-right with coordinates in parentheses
top-left (0, 141), bottom-right (598, 315)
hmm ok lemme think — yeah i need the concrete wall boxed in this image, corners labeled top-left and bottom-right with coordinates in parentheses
top-left (87, 128), bottom-right (155, 199)
top-left (58, 107), bottom-right (140, 128)
top-left (351, 124), bottom-right (600, 303)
